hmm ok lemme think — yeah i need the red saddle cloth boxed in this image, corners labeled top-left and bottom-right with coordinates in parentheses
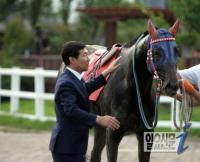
top-left (83, 47), bottom-right (121, 101)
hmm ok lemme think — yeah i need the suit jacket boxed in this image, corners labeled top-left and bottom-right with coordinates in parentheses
top-left (49, 68), bottom-right (106, 154)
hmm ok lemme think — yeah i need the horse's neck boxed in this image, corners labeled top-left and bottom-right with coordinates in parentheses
top-left (122, 36), bottom-right (153, 94)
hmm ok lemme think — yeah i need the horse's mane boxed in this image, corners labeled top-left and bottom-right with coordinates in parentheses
top-left (123, 30), bottom-right (149, 48)
top-left (123, 25), bottom-right (159, 48)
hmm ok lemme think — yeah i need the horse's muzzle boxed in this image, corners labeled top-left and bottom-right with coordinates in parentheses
top-left (162, 81), bottom-right (178, 97)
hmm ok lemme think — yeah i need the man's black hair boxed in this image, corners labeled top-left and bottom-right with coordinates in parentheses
top-left (61, 41), bottom-right (85, 66)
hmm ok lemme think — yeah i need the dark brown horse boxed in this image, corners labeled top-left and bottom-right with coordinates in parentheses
top-left (90, 20), bottom-right (180, 162)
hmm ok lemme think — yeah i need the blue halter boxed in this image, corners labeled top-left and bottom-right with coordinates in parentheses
top-left (147, 28), bottom-right (177, 74)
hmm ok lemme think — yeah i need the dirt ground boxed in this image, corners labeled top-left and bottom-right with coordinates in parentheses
top-left (0, 127), bottom-right (200, 162)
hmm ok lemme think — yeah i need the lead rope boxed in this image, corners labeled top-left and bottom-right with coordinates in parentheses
top-left (89, 50), bottom-right (109, 79)
top-left (173, 80), bottom-right (193, 154)
top-left (173, 80), bottom-right (193, 130)
top-left (132, 35), bottom-right (161, 130)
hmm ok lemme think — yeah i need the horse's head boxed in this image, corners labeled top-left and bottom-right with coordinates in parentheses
top-left (146, 19), bottom-right (180, 96)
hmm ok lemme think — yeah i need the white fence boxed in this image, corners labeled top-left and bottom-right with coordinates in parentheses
top-left (0, 67), bottom-right (57, 121)
top-left (0, 67), bottom-right (200, 129)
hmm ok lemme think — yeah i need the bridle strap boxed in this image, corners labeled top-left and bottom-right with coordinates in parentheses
top-left (147, 37), bottom-right (175, 96)
top-left (150, 37), bottom-right (175, 44)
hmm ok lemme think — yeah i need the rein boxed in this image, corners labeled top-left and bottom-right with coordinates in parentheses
top-left (132, 34), bottom-right (175, 130)
top-left (88, 46), bottom-right (122, 80)
top-left (89, 50), bottom-right (109, 79)
top-left (173, 81), bottom-right (193, 154)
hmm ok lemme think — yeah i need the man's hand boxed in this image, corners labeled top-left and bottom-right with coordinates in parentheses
top-left (102, 56), bottom-right (121, 77)
top-left (96, 115), bottom-right (120, 130)
top-left (182, 79), bottom-right (194, 94)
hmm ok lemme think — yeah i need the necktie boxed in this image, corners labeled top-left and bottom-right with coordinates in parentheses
top-left (81, 78), bottom-right (85, 83)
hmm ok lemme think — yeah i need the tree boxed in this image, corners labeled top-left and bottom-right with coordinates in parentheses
top-left (0, 0), bottom-right (25, 21)
top-left (170, 0), bottom-right (200, 33)
top-left (170, 0), bottom-right (200, 49)
top-left (60, 0), bottom-right (73, 24)
top-left (0, 17), bottom-right (33, 67)
top-left (28, 0), bottom-right (52, 26)
top-left (0, 0), bottom-right (53, 26)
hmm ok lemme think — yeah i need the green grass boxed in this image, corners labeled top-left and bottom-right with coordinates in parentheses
top-left (0, 100), bottom-right (200, 137)
top-left (191, 106), bottom-right (200, 121)
top-left (0, 114), bottom-right (54, 131)
top-left (154, 127), bottom-right (200, 137)
top-left (0, 99), bottom-right (55, 116)
top-left (45, 100), bottom-right (55, 116)
top-left (158, 104), bottom-right (171, 120)
top-left (0, 101), bottom-right (10, 112)
top-left (158, 103), bottom-right (200, 121)
top-left (0, 99), bottom-right (55, 131)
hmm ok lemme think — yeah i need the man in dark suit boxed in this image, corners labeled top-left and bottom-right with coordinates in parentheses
top-left (49, 41), bottom-right (120, 162)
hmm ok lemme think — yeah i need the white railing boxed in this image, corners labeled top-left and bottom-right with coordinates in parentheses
top-left (0, 67), bottom-right (57, 121)
top-left (0, 67), bottom-right (200, 129)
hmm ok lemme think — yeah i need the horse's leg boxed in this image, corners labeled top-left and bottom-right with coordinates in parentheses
top-left (90, 125), bottom-right (106, 162)
top-left (106, 129), bottom-right (123, 162)
top-left (136, 131), bottom-right (152, 162)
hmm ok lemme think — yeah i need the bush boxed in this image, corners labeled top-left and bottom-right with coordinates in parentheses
top-left (40, 21), bottom-right (105, 55)
top-left (0, 16), bottom-right (33, 67)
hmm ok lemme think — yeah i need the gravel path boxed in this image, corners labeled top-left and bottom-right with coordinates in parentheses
top-left (0, 129), bottom-right (200, 162)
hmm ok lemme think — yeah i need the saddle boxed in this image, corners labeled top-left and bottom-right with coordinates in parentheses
top-left (83, 44), bottom-right (122, 101)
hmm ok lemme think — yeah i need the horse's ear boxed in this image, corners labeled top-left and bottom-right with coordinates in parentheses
top-left (147, 19), bottom-right (157, 40)
top-left (169, 19), bottom-right (180, 36)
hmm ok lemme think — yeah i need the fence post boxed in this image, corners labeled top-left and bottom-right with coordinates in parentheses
top-left (10, 67), bottom-right (20, 113)
top-left (175, 100), bottom-right (180, 128)
top-left (170, 99), bottom-right (176, 130)
top-left (34, 68), bottom-right (45, 120)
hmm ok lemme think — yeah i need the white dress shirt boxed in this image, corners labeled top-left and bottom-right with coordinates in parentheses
top-left (66, 67), bottom-right (82, 81)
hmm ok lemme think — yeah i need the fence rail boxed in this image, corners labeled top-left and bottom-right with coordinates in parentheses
top-left (0, 67), bottom-right (200, 129)
top-left (0, 67), bottom-right (57, 121)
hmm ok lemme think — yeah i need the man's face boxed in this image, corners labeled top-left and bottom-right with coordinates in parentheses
top-left (72, 48), bottom-right (90, 73)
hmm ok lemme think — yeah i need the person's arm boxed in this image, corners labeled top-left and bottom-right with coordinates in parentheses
top-left (190, 90), bottom-right (200, 103)
top-left (101, 56), bottom-right (121, 78)
top-left (85, 56), bottom-right (121, 94)
top-left (182, 79), bottom-right (200, 103)
top-left (96, 115), bottom-right (120, 130)
top-left (60, 83), bottom-right (120, 130)
top-left (176, 93), bottom-right (182, 102)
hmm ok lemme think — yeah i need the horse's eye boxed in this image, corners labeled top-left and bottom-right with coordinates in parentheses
top-left (152, 48), bottom-right (163, 62)
top-left (174, 47), bottom-right (181, 57)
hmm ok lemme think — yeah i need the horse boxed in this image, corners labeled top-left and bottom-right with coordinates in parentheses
top-left (89, 19), bottom-right (180, 162)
